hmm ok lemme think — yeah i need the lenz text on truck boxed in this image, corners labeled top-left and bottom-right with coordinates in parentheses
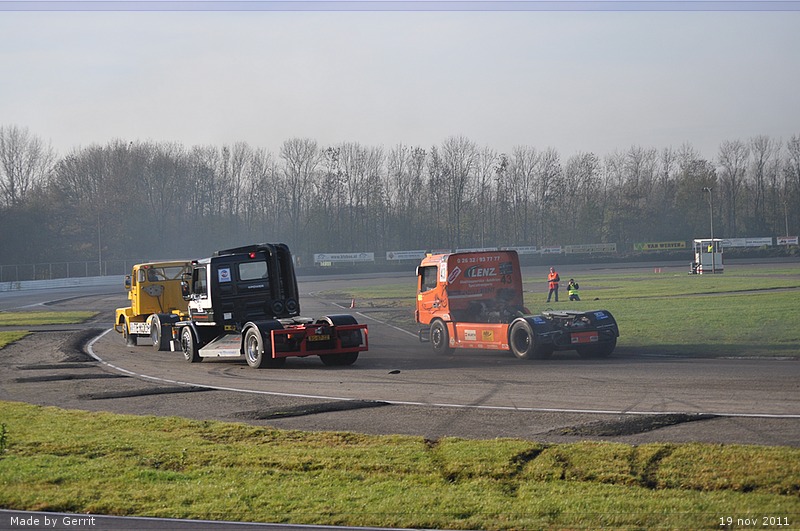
top-left (415, 251), bottom-right (619, 359)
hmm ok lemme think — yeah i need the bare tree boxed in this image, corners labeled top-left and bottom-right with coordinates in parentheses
top-left (0, 125), bottom-right (54, 207)
top-left (280, 138), bottom-right (320, 252)
top-left (717, 139), bottom-right (750, 236)
top-left (748, 135), bottom-right (781, 233)
top-left (507, 146), bottom-right (538, 244)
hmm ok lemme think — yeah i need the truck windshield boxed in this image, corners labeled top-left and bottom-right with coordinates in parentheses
top-left (420, 266), bottom-right (438, 292)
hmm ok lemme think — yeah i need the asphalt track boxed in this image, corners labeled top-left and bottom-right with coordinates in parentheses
top-left (2, 262), bottom-right (799, 530)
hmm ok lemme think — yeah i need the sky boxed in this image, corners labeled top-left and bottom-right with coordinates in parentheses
top-left (1, 1), bottom-right (799, 161)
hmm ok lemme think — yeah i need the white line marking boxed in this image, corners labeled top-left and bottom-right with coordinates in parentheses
top-left (87, 328), bottom-right (800, 419)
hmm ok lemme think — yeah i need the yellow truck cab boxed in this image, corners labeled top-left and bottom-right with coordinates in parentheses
top-left (114, 261), bottom-right (192, 350)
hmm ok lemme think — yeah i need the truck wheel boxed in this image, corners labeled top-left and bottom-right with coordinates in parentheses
top-left (509, 320), bottom-right (552, 360)
top-left (150, 316), bottom-right (171, 352)
top-left (320, 352), bottom-right (359, 366)
top-left (244, 328), bottom-right (285, 369)
top-left (122, 320), bottom-right (137, 347)
top-left (577, 337), bottom-right (617, 359)
top-left (181, 327), bottom-right (200, 363)
top-left (430, 320), bottom-right (454, 355)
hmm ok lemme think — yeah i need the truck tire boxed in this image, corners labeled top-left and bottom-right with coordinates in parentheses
top-left (181, 327), bottom-right (200, 363)
top-left (122, 319), bottom-right (137, 347)
top-left (150, 316), bottom-right (171, 352)
top-left (430, 320), bottom-right (454, 355)
top-left (509, 320), bottom-right (553, 360)
top-left (244, 328), bottom-right (285, 369)
top-left (577, 337), bottom-right (617, 359)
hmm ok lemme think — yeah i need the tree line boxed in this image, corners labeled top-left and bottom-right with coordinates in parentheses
top-left (1, 124), bottom-right (798, 266)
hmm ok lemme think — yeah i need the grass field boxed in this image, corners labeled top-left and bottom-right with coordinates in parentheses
top-left (0, 402), bottom-right (798, 530)
top-left (338, 264), bottom-right (800, 358)
top-left (0, 266), bottom-right (798, 529)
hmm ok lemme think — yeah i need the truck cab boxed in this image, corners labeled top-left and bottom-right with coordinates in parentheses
top-left (114, 260), bottom-right (192, 349)
top-left (184, 243), bottom-right (300, 327)
top-left (416, 250), bottom-right (527, 326)
top-left (176, 243), bottom-right (368, 368)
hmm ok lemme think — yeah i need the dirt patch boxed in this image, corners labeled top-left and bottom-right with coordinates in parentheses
top-left (552, 413), bottom-right (717, 437)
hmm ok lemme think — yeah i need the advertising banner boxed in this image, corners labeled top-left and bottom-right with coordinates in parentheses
top-left (634, 241), bottom-right (687, 251)
top-left (722, 237), bottom-right (773, 248)
top-left (502, 246), bottom-right (539, 255)
top-left (313, 252), bottom-right (375, 263)
top-left (386, 250), bottom-right (428, 261)
top-left (777, 236), bottom-right (799, 245)
top-left (564, 243), bottom-right (617, 254)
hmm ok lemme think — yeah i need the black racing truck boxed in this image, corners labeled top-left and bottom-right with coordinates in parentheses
top-left (172, 243), bottom-right (368, 368)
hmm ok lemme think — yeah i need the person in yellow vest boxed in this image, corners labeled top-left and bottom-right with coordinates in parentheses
top-left (568, 279), bottom-right (581, 301)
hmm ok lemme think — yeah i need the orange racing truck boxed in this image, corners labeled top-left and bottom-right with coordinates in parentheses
top-left (415, 250), bottom-right (619, 359)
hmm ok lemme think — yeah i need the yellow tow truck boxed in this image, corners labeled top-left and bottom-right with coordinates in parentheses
top-left (114, 261), bottom-right (192, 350)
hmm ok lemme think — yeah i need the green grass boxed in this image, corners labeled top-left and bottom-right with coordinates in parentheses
top-left (332, 265), bottom-right (800, 358)
top-left (0, 331), bottom-right (29, 348)
top-left (1, 402), bottom-right (798, 530)
top-left (0, 311), bottom-right (95, 349)
top-left (0, 311), bottom-right (97, 326)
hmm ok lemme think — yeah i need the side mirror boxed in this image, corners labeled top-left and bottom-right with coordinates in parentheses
top-left (124, 275), bottom-right (132, 290)
top-left (181, 280), bottom-right (191, 300)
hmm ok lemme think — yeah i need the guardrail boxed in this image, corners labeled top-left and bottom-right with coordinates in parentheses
top-left (0, 275), bottom-right (124, 293)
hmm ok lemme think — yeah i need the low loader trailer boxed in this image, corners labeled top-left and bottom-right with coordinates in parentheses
top-left (415, 250), bottom-right (619, 359)
top-left (173, 243), bottom-right (368, 368)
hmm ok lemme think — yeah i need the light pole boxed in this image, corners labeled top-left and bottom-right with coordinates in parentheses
top-left (702, 187), bottom-right (714, 273)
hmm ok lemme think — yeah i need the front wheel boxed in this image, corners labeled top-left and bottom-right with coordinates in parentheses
top-left (123, 320), bottom-right (137, 347)
top-left (430, 320), bottom-right (454, 355)
top-left (509, 320), bottom-right (553, 360)
top-left (181, 327), bottom-right (200, 363)
top-left (244, 328), bottom-right (285, 369)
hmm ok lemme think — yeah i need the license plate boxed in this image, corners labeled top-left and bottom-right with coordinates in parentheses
top-left (571, 331), bottom-right (598, 344)
top-left (307, 334), bottom-right (330, 342)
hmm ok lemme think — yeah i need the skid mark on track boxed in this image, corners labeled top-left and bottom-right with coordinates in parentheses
top-left (80, 386), bottom-right (211, 400)
top-left (235, 399), bottom-right (390, 420)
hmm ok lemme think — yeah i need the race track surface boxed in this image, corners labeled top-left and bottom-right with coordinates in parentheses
top-left (2, 264), bottom-right (799, 447)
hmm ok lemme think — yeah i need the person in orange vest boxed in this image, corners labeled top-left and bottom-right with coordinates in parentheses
top-left (546, 266), bottom-right (560, 302)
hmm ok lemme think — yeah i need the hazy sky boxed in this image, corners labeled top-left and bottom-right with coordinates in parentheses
top-left (1, 2), bottom-right (799, 160)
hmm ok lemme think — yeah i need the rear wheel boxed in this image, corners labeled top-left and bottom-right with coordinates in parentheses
top-left (181, 327), bottom-right (200, 363)
top-left (150, 316), bottom-right (171, 352)
top-left (509, 320), bottom-right (553, 360)
top-left (244, 328), bottom-right (285, 368)
top-left (430, 320), bottom-right (454, 355)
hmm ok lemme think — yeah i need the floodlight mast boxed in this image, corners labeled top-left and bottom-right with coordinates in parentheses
top-left (702, 187), bottom-right (715, 273)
